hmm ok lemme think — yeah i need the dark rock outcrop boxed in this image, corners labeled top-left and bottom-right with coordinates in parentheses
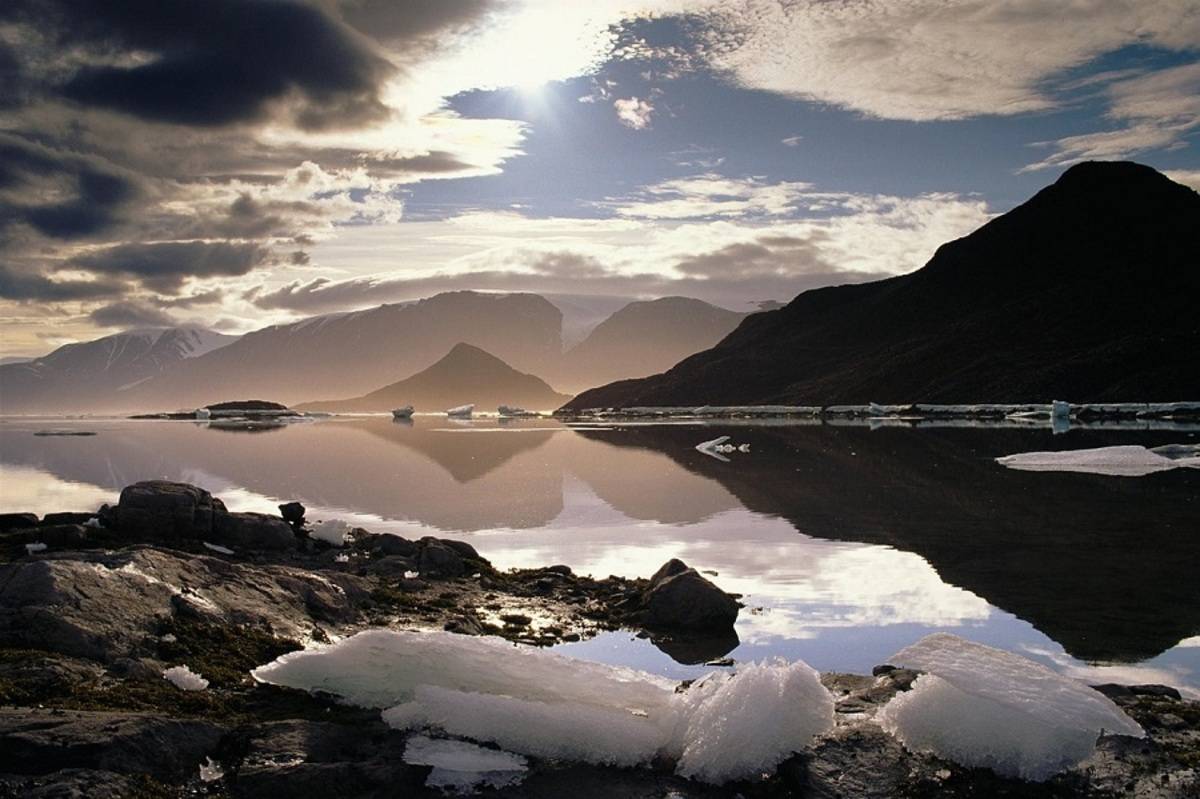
top-left (0, 709), bottom-right (224, 782)
top-left (642, 559), bottom-right (739, 631)
top-left (213, 512), bottom-right (296, 551)
top-left (0, 513), bottom-right (38, 532)
top-left (112, 481), bottom-right (225, 540)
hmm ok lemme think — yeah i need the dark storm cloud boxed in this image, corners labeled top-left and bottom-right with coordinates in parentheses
top-left (0, 41), bottom-right (25, 108)
top-left (333, 0), bottom-right (494, 43)
top-left (0, 134), bottom-right (141, 240)
top-left (3, 0), bottom-right (393, 130)
top-left (0, 263), bottom-right (127, 301)
top-left (71, 241), bottom-right (270, 292)
top-left (674, 233), bottom-right (835, 279)
top-left (89, 300), bottom-right (176, 329)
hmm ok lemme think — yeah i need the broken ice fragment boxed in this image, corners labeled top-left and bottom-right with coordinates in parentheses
top-left (877, 634), bottom-right (1143, 781)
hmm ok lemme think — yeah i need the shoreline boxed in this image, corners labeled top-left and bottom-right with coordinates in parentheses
top-left (1, 484), bottom-right (1198, 797)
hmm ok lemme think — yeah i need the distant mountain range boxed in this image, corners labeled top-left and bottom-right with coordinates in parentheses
top-left (567, 162), bottom-right (1200, 409)
top-left (0, 291), bottom-right (743, 413)
top-left (550, 297), bottom-right (747, 393)
top-left (297, 343), bottom-right (572, 413)
top-left (0, 327), bottom-right (235, 414)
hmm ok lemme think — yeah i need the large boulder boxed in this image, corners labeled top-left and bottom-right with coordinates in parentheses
top-left (0, 709), bottom-right (224, 782)
top-left (417, 540), bottom-right (466, 579)
top-left (112, 481), bottom-right (224, 540)
top-left (0, 513), bottom-right (38, 532)
top-left (213, 512), bottom-right (296, 551)
top-left (643, 560), bottom-right (739, 631)
top-left (0, 549), bottom-right (366, 662)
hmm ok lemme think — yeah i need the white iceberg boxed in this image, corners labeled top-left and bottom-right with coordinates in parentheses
top-left (695, 436), bottom-right (731, 462)
top-left (392, 405), bottom-right (414, 419)
top-left (163, 664), bottom-right (209, 691)
top-left (252, 629), bottom-right (833, 783)
top-left (403, 735), bottom-right (527, 791)
top-left (311, 519), bottom-right (351, 547)
top-left (996, 444), bottom-right (1200, 476)
top-left (497, 405), bottom-right (534, 417)
top-left (446, 404), bottom-right (475, 418)
top-left (877, 634), bottom-right (1143, 781)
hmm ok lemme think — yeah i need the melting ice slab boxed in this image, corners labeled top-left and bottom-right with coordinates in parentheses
top-left (996, 444), bottom-right (1200, 476)
top-left (403, 735), bottom-right (527, 791)
top-left (252, 629), bottom-right (834, 784)
top-left (878, 634), bottom-right (1144, 781)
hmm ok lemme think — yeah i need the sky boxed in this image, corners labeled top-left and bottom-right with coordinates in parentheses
top-left (1, 0), bottom-right (1199, 356)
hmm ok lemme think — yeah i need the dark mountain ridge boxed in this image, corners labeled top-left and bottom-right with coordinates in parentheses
top-left (566, 161), bottom-right (1200, 408)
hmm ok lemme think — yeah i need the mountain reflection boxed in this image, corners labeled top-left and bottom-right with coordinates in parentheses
top-left (1, 417), bottom-right (1196, 665)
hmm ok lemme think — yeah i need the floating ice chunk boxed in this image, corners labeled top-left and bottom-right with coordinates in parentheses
top-left (672, 661), bottom-right (833, 783)
top-left (877, 634), bottom-right (1143, 781)
top-left (446, 404), bottom-right (475, 418)
top-left (311, 519), bottom-right (351, 546)
top-left (403, 735), bottom-right (527, 791)
top-left (385, 685), bottom-right (667, 767)
top-left (404, 570), bottom-right (419, 579)
top-left (163, 664), bottom-right (209, 691)
top-left (203, 542), bottom-right (235, 555)
top-left (253, 630), bottom-right (833, 784)
top-left (24, 542), bottom-right (47, 554)
top-left (335, 553), bottom-right (350, 563)
top-left (695, 436), bottom-right (731, 462)
top-left (996, 444), bottom-right (1200, 476)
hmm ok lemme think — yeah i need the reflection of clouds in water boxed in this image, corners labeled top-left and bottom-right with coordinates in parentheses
top-left (1020, 645), bottom-right (1200, 700)
top-left (0, 465), bottom-right (114, 513)
top-left (1175, 636), bottom-right (1200, 648)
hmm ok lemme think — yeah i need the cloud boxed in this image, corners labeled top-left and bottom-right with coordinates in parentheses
top-left (1164, 169), bottom-right (1200, 191)
top-left (71, 241), bottom-right (270, 292)
top-left (0, 263), bottom-right (127, 301)
top-left (88, 300), bottom-right (176, 329)
top-left (692, 0), bottom-right (1200, 122)
top-left (1022, 62), bottom-right (1200, 170)
top-left (607, 174), bottom-right (813, 219)
top-left (4, 0), bottom-right (395, 130)
top-left (781, 136), bottom-right (803, 147)
top-left (614, 97), bottom-right (655, 129)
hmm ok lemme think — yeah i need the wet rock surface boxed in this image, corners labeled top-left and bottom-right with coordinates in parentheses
top-left (0, 482), bottom-right (1197, 798)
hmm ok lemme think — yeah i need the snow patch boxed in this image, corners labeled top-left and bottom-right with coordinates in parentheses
top-left (203, 542), bottom-right (235, 555)
top-left (252, 629), bottom-right (833, 784)
top-left (24, 542), bottom-right (47, 554)
top-left (996, 444), bottom-right (1200, 476)
top-left (163, 665), bottom-right (209, 691)
top-left (877, 634), bottom-right (1143, 781)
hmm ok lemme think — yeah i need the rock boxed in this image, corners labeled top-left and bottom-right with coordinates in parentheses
top-left (0, 768), bottom-right (146, 798)
top-left (28, 523), bottom-right (88, 548)
top-left (213, 512), bottom-right (296, 550)
top-left (0, 708), bottom-right (224, 782)
top-left (40, 512), bottom-right (95, 526)
top-left (0, 512), bottom-right (38, 532)
top-left (0, 549), bottom-right (364, 661)
top-left (1130, 683), bottom-right (1183, 700)
top-left (368, 555), bottom-right (418, 578)
top-left (112, 481), bottom-right (224, 540)
top-left (372, 535), bottom-right (418, 557)
top-left (107, 657), bottom-right (164, 682)
top-left (649, 558), bottom-right (690, 587)
top-left (437, 538), bottom-right (481, 561)
top-left (643, 563), bottom-right (739, 631)
top-left (544, 564), bottom-right (573, 576)
top-left (233, 719), bottom-right (426, 798)
top-left (417, 541), bottom-right (465, 578)
top-left (278, 501), bottom-right (306, 525)
top-left (444, 615), bottom-right (485, 636)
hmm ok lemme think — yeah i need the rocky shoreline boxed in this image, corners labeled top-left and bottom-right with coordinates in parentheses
top-left (1, 482), bottom-right (1197, 798)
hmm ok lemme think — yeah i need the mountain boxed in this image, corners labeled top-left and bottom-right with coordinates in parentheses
top-left (0, 327), bottom-right (236, 414)
top-left (550, 297), bottom-right (747, 393)
top-left (566, 162), bottom-right (1200, 409)
top-left (297, 343), bottom-right (572, 413)
top-left (123, 292), bottom-right (563, 411)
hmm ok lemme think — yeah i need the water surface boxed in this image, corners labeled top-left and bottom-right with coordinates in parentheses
top-left (2, 415), bottom-right (1197, 691)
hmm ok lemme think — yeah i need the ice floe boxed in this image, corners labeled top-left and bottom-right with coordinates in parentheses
top-left (877, 634), bottom-right (1143, 781)
top-left (252, 629), bottom-right (833, 784)
top-left (311, 519), bottom-right (351, 546)
top-left (996, 444), bottom-right (1200, 476)
top-left (403, 735), bottom-right (528, 791)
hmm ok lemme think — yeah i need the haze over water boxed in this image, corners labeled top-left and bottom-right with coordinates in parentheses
top-left (3, 415), bottom-right (1196, 692)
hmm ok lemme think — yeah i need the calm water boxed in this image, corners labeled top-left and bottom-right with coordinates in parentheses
top-left (2, 415), bottom-right (1198, 692)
